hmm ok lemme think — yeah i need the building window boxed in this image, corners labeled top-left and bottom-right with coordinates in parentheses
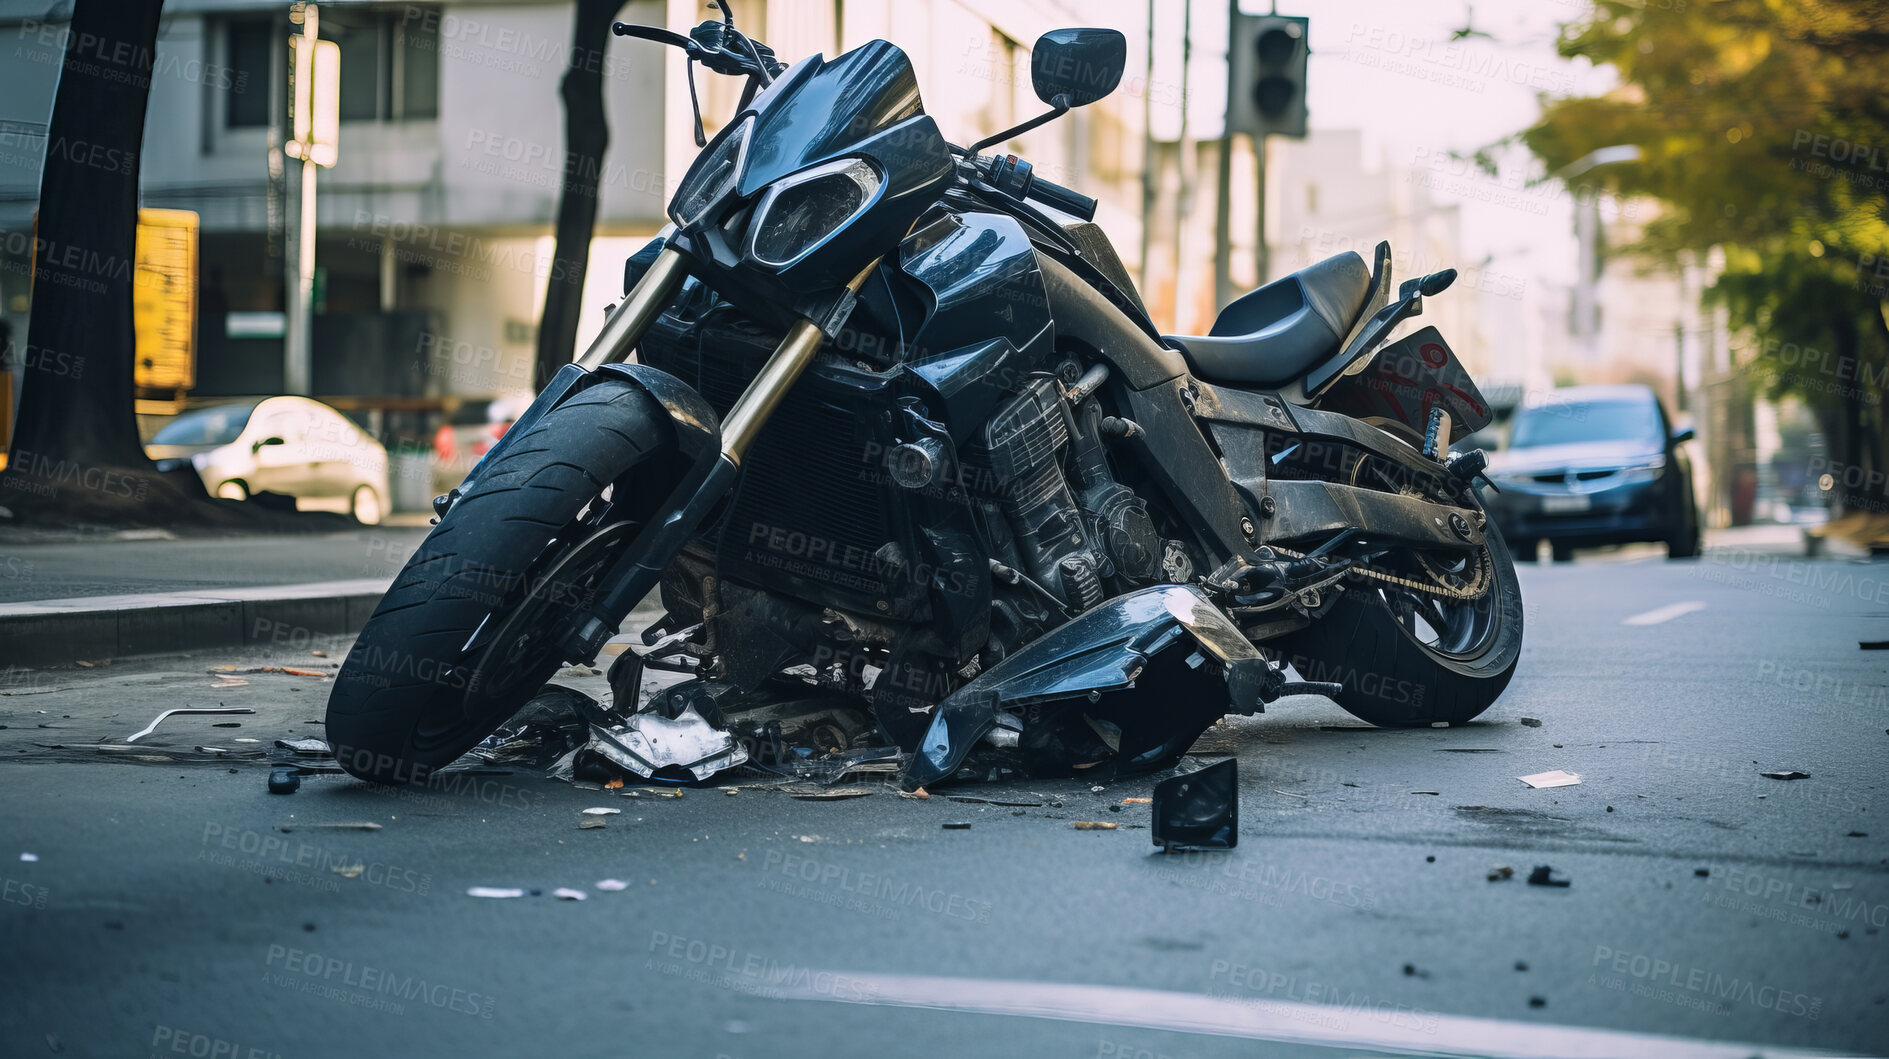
top-left (321, 7), bottom-right (440, 123)
top-left (224, 17), bottom-right (275, 128)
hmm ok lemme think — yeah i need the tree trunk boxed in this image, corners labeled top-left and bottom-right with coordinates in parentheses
top-left (0, 0), bottom-right (195, 522)
top-left (534, 0), bottom-right (626, 389)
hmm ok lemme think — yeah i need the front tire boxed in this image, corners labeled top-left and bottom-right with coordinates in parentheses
top-left (1280, 523), bottom-right (1524, 727)
top-left (325, 380), bottom-right (673, 784)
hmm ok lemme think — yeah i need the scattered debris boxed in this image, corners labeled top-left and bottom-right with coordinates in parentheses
top-left (943, 822), bottom-right (973, 830)
top-left (209, 666), bottom-right (330, 678)
top-left (330, 864), bottom-right (365, 879)
top-left (553, 888), bottom-right (587, 901)
top-left (1519, 718), bottom-right (1543, 727)
top-left (1437, 748), bottom-right (1501, 753)
top-left (1121, 797), bottom-right (1151, 805)
top-left (267, 769), bottom-right (301, 794)
top-left (898, 788), bottom-right (930, 800)
top-left (466, 887), bottom-right (525, 899)
top-left (283, 822), bottom-right (381, 832)
top-left (212, 722), bottom-right (243, 728)
top-left (581, 807), bottom-right (621, 816)
top-left (792, 788), bottom-right (874, 800)
top-left (1072, 821), bottom-right (1118, 830)
top-left (1528, 996), bottom-right (1546, 1008)
top-left (1426, 856), bottom-right (1436, 863)
top-left (1526, 865), bottom-right (1571, 888)
top-left (1518, 770), bottom-right (1582, 789)
top-left (1402, 964), bottom-right (1429, 978)
top-left (1847, 831), bottom-right (1868, 838)
top-left (583, 704), bottom-right (747, 782)
top-left (947, 796), bottom-right (1043, 807)
top-left (596, 879), bottom-right (629, 891)
top-left (1695, 868), bottom-right (1710, 877)
top-left (577, 819), bottom-right (607, 830)
top-left (73, 659), bottom-right (108, 668)
top-left (1861, 641), bottom-right (1888, 650)
top-left (20, 852), bottom-right (38, 862)
top-left (1090, 785), bottom-right (1106, 793)
top-left (274, 738), bottom-right (333, 756)
top-left (721, 787), bottom-right (740, 796)
top-left (656, 789), bottom-right (684, 799)
top-left (1515, 961), bottom-right (1528, 972)
top-left (1760, 770), bottom-right (1811, 781)
top-left (1411, 791), bottom-right (1441, 796)
top-left (1152, 758), bottom-right (1237, 853)
top-left (1488, 866), bottom-right (1515, 882)
top-left (123, 707), bottom-right (256, 744)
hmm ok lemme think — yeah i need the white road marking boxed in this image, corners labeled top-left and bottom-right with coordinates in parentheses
top-left (768, 971), bottom-right (1843, 1059)
top-left (1623, 601), bottom-right (1707, 626)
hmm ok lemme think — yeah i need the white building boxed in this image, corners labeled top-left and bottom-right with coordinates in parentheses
top-left (0, 0), bottom-right (1146, 410)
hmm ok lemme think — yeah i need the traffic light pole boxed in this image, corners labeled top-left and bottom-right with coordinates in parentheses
top-left (1253, 132), bottom-right (1268, 289)
top-left (1213, 0), bottom-right (1236, 312)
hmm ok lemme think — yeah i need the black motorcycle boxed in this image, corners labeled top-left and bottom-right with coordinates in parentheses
top-left (326, 9), bottom-right (1522, 789)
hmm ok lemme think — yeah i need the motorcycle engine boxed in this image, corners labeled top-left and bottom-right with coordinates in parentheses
top-left (970, 372), bottom-right (1165, 615)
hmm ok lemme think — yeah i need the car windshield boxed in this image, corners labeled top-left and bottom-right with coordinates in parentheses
top-left (1509, 399), bottom-right (1661, 449)
top-left (151, 403), bottom-right (259, 446)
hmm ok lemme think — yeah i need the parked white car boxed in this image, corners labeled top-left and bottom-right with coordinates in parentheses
top-left (147, 396), bottom-right (390, 524)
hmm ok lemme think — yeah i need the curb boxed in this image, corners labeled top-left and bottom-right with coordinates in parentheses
top-left (0, 579), bottom-right (392, 666)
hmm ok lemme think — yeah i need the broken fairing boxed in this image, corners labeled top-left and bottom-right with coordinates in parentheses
top-left (901, 585), bottom-right (1271, 789)
top-left (585, 704), bottom-right (749, 781)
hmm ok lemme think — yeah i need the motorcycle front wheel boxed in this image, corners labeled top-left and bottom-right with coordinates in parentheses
top-left (325, 379), bottom-right (676, 784)
top-left (1279, 520), bottom-right (1524, 727)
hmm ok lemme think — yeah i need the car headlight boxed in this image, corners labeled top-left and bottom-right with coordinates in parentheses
top-left (745, 157), bottom-right (882, 268)
top-left (671, 116), bottom-right (753, 228)
top-left (1619, 456), bottom-right (1667, 484)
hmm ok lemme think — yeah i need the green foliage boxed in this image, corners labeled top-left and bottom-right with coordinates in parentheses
top-left (1522, 0), bottom-right (1889, 474)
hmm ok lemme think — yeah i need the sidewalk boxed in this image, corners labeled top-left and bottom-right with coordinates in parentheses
top-left (0, 525), bottom-right (429, 666)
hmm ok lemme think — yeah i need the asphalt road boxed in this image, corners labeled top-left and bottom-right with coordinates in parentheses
top-left (1, 548), bottom-right (1885, 1057)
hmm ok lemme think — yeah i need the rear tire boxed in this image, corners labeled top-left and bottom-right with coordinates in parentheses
top-left (325, 380), bottom-right (673, 784)
top-left (1280, 523), bottom-right (1523, 727)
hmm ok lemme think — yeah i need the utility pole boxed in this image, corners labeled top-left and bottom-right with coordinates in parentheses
top-left (1138, 0), bottom-right (1155, 289)
top-left (1213, 0), bottom-right (1235, 312)
top-left (283, 3), bottom-right (338, 395)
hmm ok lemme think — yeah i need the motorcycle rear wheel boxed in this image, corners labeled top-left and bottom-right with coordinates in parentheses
top-left (1280, 522), bottom-right (1523, 727)
top-left (325, 380), bottom-right (673, 784)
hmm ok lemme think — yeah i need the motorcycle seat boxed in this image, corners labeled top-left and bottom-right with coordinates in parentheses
top-left (1162, 251), bottom-right (1371, 387)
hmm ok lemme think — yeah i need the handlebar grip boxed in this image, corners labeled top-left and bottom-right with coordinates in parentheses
top-left (1029, 175), bottom-right (1097, 222)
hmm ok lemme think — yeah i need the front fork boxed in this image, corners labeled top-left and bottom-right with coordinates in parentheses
top-left (546, 247), bottom-right (881, 660)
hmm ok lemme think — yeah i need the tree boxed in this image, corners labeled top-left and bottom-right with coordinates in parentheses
top-left (1522, 0), bottom-right (1889, 519)
top-left (0, 0), bottom-right (189, 523)
top-left (533, 0), bottom-right (628, 388)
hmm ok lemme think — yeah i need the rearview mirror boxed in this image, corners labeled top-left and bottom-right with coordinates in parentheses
top-left (1032, 28), bottom-right (1126, 107)
top-left (1671, 426), bottom-right (1695, 445)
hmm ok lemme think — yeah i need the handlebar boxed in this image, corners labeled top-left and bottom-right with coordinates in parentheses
top-left (1028, 175), bottom-right (1097, 223)
top-left (974, 154), bottom-right (1097, 223)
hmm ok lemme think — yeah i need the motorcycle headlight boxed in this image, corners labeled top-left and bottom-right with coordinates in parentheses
top-left (671, 116), bottom-right (753, 228)
top-left (745, 157), bottom-right (882, 268)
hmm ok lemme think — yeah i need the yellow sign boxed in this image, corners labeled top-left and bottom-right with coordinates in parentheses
top-left (132, 208), bottom-right (198, 395)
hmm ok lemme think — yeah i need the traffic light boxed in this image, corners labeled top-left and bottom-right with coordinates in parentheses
top-left (1228, 13), bottom-right (1308, 139)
